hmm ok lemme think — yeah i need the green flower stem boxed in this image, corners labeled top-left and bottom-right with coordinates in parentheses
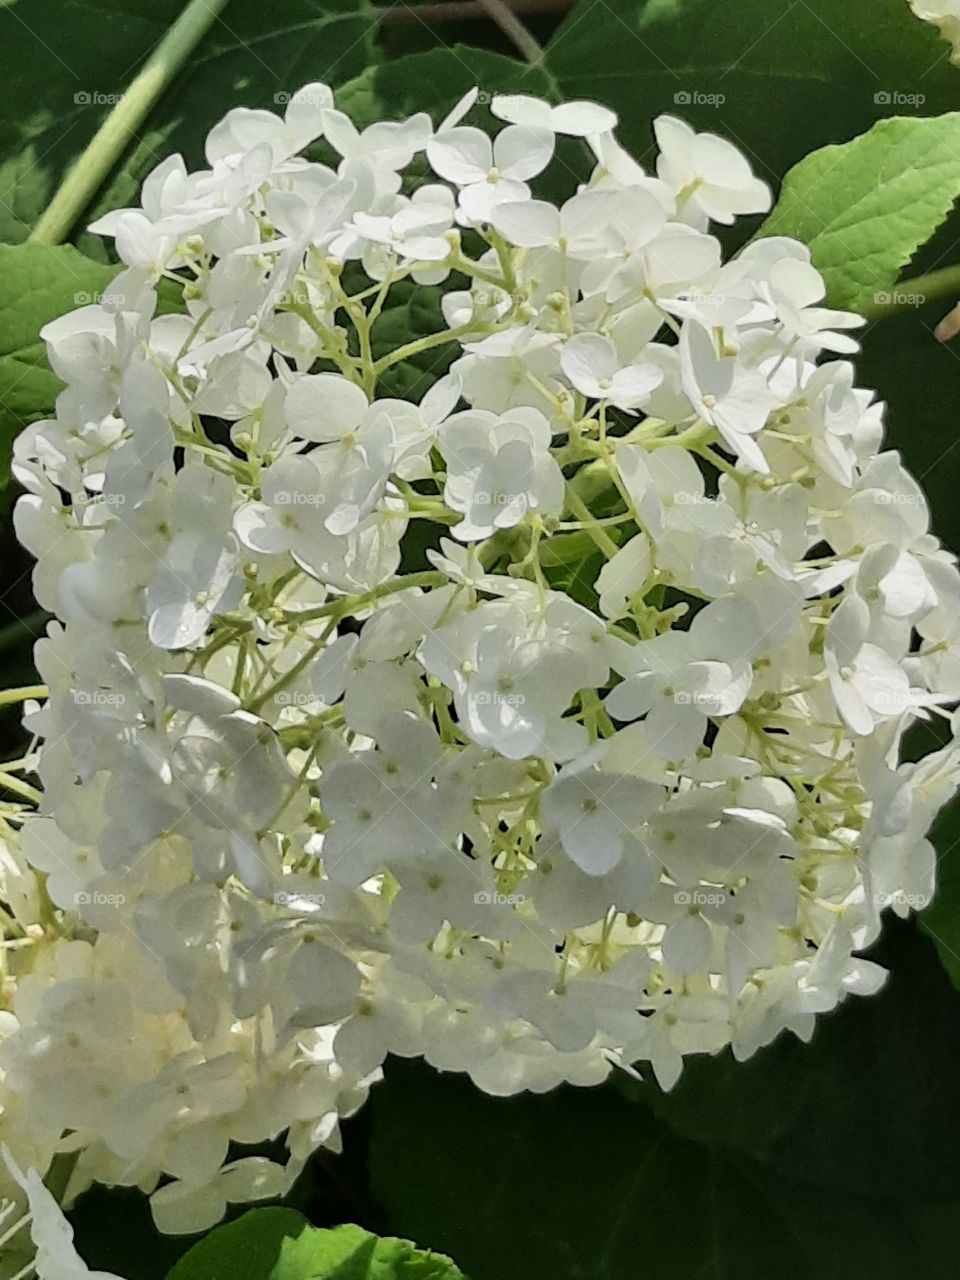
top-left (452, 254), bottom-right (510, 291)
top-left (646, 419), bottom-right (715, 451)
top-left (373, 320), bottom-right (511, 374)
top-left (695, 443), bottom-right (742, 480)
top-left (29, 0), bottom-right (235, 246)
top-left (484, 230), bottom-right (519, 296)
top-left (248, 618), bottom-right (339, 713)
top-left (0, 774), bottom-right (42, 805)
top-left (861, 263), bottom-right (960, 319)
top-left (477, 0), bottom-right (544, 64)
top-left (564, 488), bottom-right (619, 558)
top-left (0, 685), bottom-right (47, 708)
top-left (281, 571), bottom-right (449, 625)
top-left (0, 1208), bottom-right (30, 1252)
top-left (402, 495), bottom-right (458, 523)
top-left (173, 427), bottom-right (251, 480)
top-left (567, 458), bottom-right (617, 506)
top-left (285, 300), bottom-right (365, 385)
top-left (43, 1150), bottom-right (80, 1206)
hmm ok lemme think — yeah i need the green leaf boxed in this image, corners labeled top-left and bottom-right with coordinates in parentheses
top-left (370, 923), bottom-right (960, 1280)
top-left (0, 0), bottom-right (171, 245)
top-left (0, 241), bottom-right (117, 482)
top-left (918, 792), bottom-right (960, 989)
top-left (88, 0), bottom-right (379, 246)
top-left (336, 48), bottom-right (587, 211)
top-left (624, 923), bottom-right (960, 1199)
top-left (756, 114), bottom-right (960, 311)
top-left (370, 278), bottom-right (454, 402)
top-left (272, 1222), bottom-right (467, 1280)
top-left (164, 1211), bottom-right (467, 1280)
top-left (165, 1208), bottom-right (308, 1280)
top-left (336, 46), bottom-right (554, 129)
top-left (541, 535), bottom-right (605, 611)
top-left (370, 1063), bottom-right (930, 1280)
top-left (0, 0), bottom-right (378, 249)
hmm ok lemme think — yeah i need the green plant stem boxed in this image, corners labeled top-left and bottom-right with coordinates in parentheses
top-left (283, 571), bottom-right (449, 625)
top-left (374, 320), bottom-right (511, 374)
top-left (564, 489), bottom-right (619, 558)
top-left (861, 263), bottom-right (960, 319)
top-left (29, 0), bottom-right (234, 246)
top-left (0, 773), bottom-right (42, 804)
top-left (477, 0), bottom-right (544, 62)
top-left (0, 685), bottom-right (47, 708)
top-left (43, 1150), bottom-right (80, 1205)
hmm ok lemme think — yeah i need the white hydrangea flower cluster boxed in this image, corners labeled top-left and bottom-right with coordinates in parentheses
top-left (2, 80), bottom-right (960, 1234)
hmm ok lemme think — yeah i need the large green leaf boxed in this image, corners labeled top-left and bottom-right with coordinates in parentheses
top-left (757, 114), bottom-right (960, 311)
top-left (165, 1212), bottom-right (467, 1280)
top-left (626, 922), bottom-right (960, 1199)
top-left (0, 0), bottom-right (378, 250)
top-left (370, 922), bottom-right (960, 1280)
top-left (336, 45), bottom-right (553, 129)
top-left (166, 1208), bottom-right (308, 1280)
top-left (0, 0), bottom-right (170, 245)
top-left (88, 0), bottom-right (379, 250)
top-left (0, 242), bottom-right (117, 479)
top-left (370, 1065), bottom-right (937, 1280)
top-left (272, 1223), bottom-right (467, 1280)
top-left (369, 277), bottom-right (454, 402)
top-left (335, 48), bottom-right (582, 208)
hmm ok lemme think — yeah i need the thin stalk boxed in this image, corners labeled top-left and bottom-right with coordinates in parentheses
top-left (0, 774), bottom-right (42, 805)
top-left (30, 0), bottom-right (234, 245)
top-left (476, 0), bottom-right (544, 62)
top-left (0, 686), bottom-right (47, 708)
top-left (564, 489), bottom-right (618, 558)
top-left (861, 263), bottom-right (960, 320)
